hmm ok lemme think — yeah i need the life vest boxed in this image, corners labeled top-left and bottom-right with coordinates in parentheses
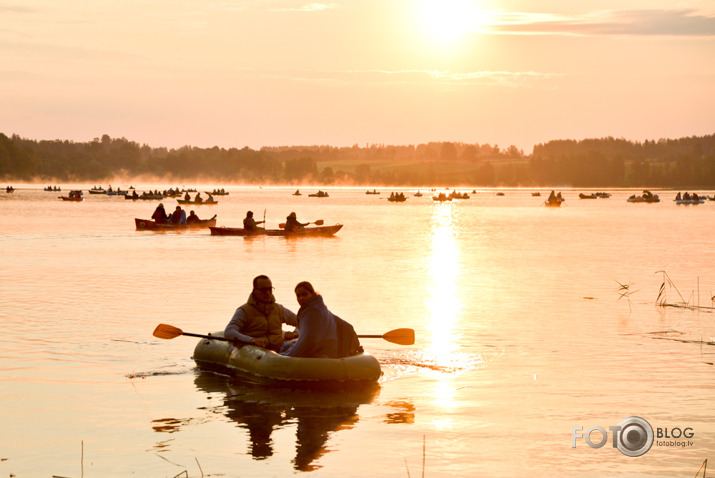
top-left (238, 297), bottom-right (285, 350)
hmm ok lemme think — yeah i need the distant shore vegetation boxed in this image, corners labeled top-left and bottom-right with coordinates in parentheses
top-left (1, 132), bottom-right (714, 188)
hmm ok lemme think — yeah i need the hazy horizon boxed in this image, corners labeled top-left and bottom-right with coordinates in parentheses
top-left (2, 1), bottom-right (714, 152)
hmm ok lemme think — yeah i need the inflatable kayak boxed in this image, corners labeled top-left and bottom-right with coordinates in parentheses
top-left (192, 332), bottom-right (382, 389)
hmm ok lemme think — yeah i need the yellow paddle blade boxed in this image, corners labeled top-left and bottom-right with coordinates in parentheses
top-left (153, 323), bottom-right (184, 339)
top-left (382, 328), bottom-right (415, 346)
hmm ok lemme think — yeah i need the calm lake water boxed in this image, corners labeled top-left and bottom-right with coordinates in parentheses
top-left (1, 185), bottom-right (713, 477)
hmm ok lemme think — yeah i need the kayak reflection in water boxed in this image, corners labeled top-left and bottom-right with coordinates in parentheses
top-left (192, 373), bottom-right (379, 471)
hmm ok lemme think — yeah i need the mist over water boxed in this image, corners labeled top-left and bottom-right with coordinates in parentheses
top-left (1, 185), bottom-right (713, 477)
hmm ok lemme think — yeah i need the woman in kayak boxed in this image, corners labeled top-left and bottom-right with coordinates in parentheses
top-left (284, 212), bottom-right (309, 232)
top-left (151, 203), bottom-right (169, 223)
top-left (281, 281), bottom-right (361, 358)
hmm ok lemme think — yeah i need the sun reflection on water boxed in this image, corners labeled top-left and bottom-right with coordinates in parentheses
top-left (426, 202), bottom-right (461, 359)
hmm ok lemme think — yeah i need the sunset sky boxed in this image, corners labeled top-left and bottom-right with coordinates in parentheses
top-left (2, 0), bottom-right (714, 153)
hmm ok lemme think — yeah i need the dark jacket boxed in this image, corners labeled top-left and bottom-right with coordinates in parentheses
top-left (282, 295), bottom-right (361, 358)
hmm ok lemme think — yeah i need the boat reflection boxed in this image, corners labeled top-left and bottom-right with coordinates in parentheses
top-left (192, 372), bottom-right (380, 471)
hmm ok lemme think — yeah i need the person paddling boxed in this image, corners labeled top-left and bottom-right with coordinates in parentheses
top-left (243, 211), bottom-right (265, 231)
top-left (284, 212), bottom-right (308, 232)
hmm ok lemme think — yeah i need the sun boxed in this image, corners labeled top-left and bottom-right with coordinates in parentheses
top-left (417, 0), bottom-right (479, 46)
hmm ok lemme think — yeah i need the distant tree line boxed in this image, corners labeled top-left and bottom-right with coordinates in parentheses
top-left (1, 132), bottom-right (714, 188)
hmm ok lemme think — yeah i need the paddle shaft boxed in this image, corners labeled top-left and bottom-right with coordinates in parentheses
top-left (186, 331), bottom-right (393, 341)
top-left (154, 323), bottom-right (413, 346)
top-left (279, 219), bottom-right (323, 228)
top-left (181, 331), bottom-right (233, 342)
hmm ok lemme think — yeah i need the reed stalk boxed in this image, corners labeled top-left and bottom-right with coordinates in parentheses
top-left (694, 458), bottom-right (707, 478)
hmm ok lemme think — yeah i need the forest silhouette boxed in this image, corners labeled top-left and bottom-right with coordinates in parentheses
top-left (1, 132), bottom-right (714, 188)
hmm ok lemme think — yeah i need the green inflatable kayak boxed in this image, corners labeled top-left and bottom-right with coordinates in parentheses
top-left (193, 332), bottom-right (382, 389)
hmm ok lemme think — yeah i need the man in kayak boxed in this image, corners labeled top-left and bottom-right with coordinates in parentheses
top-left (186, 210), bottom-right (200, 224)
top-left (281, 281), bottom-right (362, 358)
top-left (242, 211), bottom-right (265, 231)
top-left (224, 275), bottom-right (298, 351)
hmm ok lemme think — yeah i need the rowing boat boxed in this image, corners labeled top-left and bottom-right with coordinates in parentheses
top-left (59, 190), bottom-right (84, 201)
top-left (210, 224), bottom-right (343, 237)
top-left (192, 332), bottom-right (382, 389)
top-left (135, 216), bottom-right (217, 230)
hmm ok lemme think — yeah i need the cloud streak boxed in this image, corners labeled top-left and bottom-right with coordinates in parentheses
top-left (224, 68), bottom-right (561, 88)
top-left (268, 2), bottom-right (338, 13)
top-left (485, 9), bottom-right (715, 37)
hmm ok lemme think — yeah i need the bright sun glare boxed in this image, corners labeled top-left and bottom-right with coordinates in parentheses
top-left (418, 0), bottom-right (479, 45)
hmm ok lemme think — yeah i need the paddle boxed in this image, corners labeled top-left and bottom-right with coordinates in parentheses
top-left (153, 323), bottom-right (414, 346)
top-left (153, 323), bottom-right (248, 343)
top-left (278, 219), bottom-right (324, 229)
top-left (358, 328), bottom-right (415, 346)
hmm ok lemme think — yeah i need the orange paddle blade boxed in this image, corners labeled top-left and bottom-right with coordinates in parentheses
top-left (153, 323), bottom-right (184, 339)
top-left (358, 328), bottom-right (415, 345)
top-left (382, 328), bottom-right (415, 345)
top-left (314, 219), bottom-right (324, 225)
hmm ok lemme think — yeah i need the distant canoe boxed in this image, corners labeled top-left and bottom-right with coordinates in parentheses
top-left (59, 190), bottom-right (83, 201)
top-left (449, 192), bottom-right (469, 199)
top-left (579, 193), bottom-right (597, 199)
top-left (308, 192), bottom-right (329, 198)
top-left (432, 194), bottom-right (452, 202)
top-left (210, 224), bottom-right (343, 237)
top-left (177, 199), bottom-right (218, 206)
top-left (627, 191), bottom-right (659, 203)
top-left (267, 224), bottom-right (343, 236)
top-left (205, 191), bottom-right (229, 196)
top-left (135, 216), bottom-right (217, 230)
top-left (125, 194), bottom-right (162, 200)
top-left (210, 227), bottom-right (267, 236)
